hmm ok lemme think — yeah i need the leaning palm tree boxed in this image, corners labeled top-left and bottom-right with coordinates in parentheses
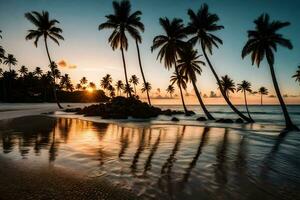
top-left (34, 67), bottom-right (43, 77)
top-left (186, 4), bottom-right (252, 122)
top-left (100, 74), bottom-right (112, 93)
top-left (0, 30), bottom-right (4, 64)
top-left (258, 87), bottom-right (269, 106)
top-left (19, 65), bottom-right (28, 77)
top-left (129, 75), bottom-right (139, 95)
top-left (177, 45), bottom-right (214, 120)
top-left (151, 17), bottom-right (188, 114)
top-left (115, 80), bottom-right (124, 96)
top-left (98, 0), bottom-right (140, 97)
top-left (237, 80), bottom-right (253, 120)
top-left (25, 11), bottom-right (64, 109)
top-left (141, 82), bottom-right (151, 96)
top-left (3, 54), bottom-right (17, 71)
top-left (292, 66), bottom-right (300, 85)
top-left (220, 75), bottom-right (235, 98)
top-left (166, 85), bottom-right (175, 98)
top-left (242, 14), bottom-right (297, 130)
top-left (170, 71), bottom-right (188, 112)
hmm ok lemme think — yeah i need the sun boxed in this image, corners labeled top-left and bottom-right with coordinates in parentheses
top-left (87, 88), bottom-right (94, 93)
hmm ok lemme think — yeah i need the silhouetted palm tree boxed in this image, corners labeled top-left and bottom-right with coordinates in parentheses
top-left (220, 75), bottom-right (235, 98)
top-left (141, 82), bottom-right (151, 95)
top-left (166, 85), bottom-right (175, 98)
top-left (177, 45), bottom-right (214, 120)
top-left (80, 77), bottom-right (88, 90)
top-left (237, 80), bottom-right (253, 120)
top-left (99, 0), bottom-right (141, 97)
top-left (151, 17), bottom-right (188, 114)
top-left (292, 66), bottom-right (300, 85)
top-left (242, 14), bottom-right (297, 130)
top-left (258, 87), bottom-right (269, 106)
top-left (75, 83), bottom-right (82, 91)
top-left (129, 74), bottom-right (139, 95)
top-left (19, 65), bottom-right (28, 77)
top-left (187, 3), bottom-right (253, 122)
top-left (34, 67), bottom-right (43, 77)
top-left (115, 80), bottom-right (124, 96)
top-left (123, 84), bottom-right (133, 97)
top-left (108, 84), bottom-right (115, 97)
top-left (89, 82), bottom-right (96, 90)
top-left (25, 11), bottom-right (64, 109)
top-left (60, 74), bottom-right (71, 90)
top-left (0, 46), bottom-right (4, 64)
top-left (170, 71), bottom-right (188, 111)
top-left (100, 74), bottom-right (112, 94)
top-left (3, 54), bottom-right (17, 71)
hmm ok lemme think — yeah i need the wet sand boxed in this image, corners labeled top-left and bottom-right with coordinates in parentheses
top-left (0, 157), bottom-right (138, 200)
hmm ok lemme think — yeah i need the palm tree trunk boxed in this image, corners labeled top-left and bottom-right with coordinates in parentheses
top-left (134, 84), bottom-right (136, 95)
top-left (191, 80), bottom-right (214, 120)
top-left (120, 46), bottom-right (132, 98)
top-left (261, 94), bottom-right (263, 106)
top-left (175, 66), bottom-right (188, 114)
top-left (44, 36), bottom-right (63, 109)
top-left (268, 62), bottom-right (298, 130)
top-left (136, 41), bottom-right (151, 105)
top-left (200, 41), bottom-right (253, 123)
top-left (243, 91), bottom-right (252, 120)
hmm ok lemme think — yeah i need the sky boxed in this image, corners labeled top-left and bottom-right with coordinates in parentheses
top-left (0, 0), bottom-right (300, 105)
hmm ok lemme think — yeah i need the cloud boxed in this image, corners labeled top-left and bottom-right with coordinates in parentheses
top-left (57, 59), bottom-right (77, 69)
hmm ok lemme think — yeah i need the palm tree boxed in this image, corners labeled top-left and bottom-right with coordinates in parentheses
top-left (186, 4), bottom-right (253, 122)
top-left (237, 80), bottom-right (253, 120)
top-left (220, 75), bottom-right (235, 98)
top-left (75, 83), bottom-right (82, 91)
top-left (19, 65), bottom-right (28, 77)
top-left (100, 74), bottom-right (112, 93)
top-left (177, 45), bottom-right (214, 120)
top-left (129, 75), bottom-right (139, 95)
top-left (108, 84), bottom-right (116, 97)
top-left (258, 87), bottom-right (269, 106)
top-left (115, 80), bottom-right (124, 96)
top-left (34, 67), bottom-right (43, 77)
top-left (0, 30), bottom-right (4, 64)
top-left (89, 82), bottom-right (96, 90)
top-left (151, 17), bottom-right (188, 114)
top-left (25, 11), bottom-right (64, 109)
top-left (242, 14), bottom-right (297, 130)
top-left (60, 74), bottom-right (71, 90)
top-left (123, 84), bottom-right (133, 97)
top-left (141, 82), bottom-right (151, 95)
top-left (166, 85), bottom-right (175, 98)
top-left (3, 54), bottom-right (17, 71)
top-left (99, 0), bottom-right (141, 98)
top-left (80, 77), bottom-right (88, 90)
top-left (170, 71), bottom-right (188, 112)
top-left (292, 66), bottom-right (300, 85)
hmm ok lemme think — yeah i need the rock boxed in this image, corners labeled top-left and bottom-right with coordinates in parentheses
top-left (235, 118), bottom-right (244, 123)
top-left (171, 117), bottom-right (179, 122)
top-left (185, 110), bottom-right (196, 116)
top-left (161, 109), bottom-right (185, 115)
top-left (196, 117), bottom-right (207, 121)
top-left (64, 108), bottom-right (82, 113)
top-left (223, 119), bottom-right (234, 123)
top-left (215, 118), bottom-right (224, 123)
top-left (215, 118), bottom-right (234, 123)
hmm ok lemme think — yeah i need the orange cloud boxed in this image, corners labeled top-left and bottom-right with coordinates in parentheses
top-left (57, 59), bottom-right (77, 69)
